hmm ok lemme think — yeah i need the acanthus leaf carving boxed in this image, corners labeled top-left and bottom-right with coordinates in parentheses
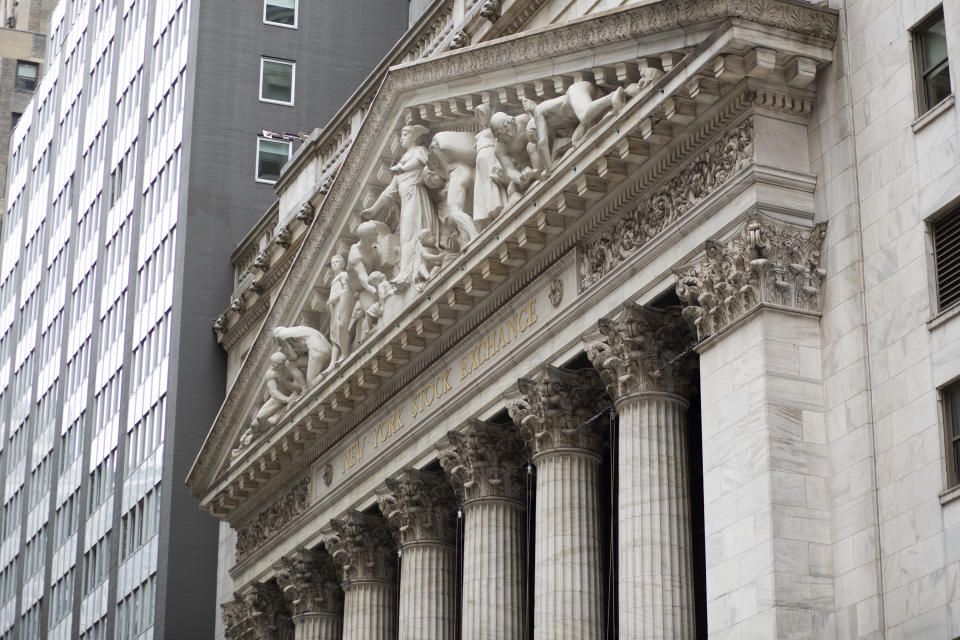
top-left (585, 304), bottom-right (696, 399)
top-left (376, 468), bottom-right (457, 545)
top-left (235, 477), bottom-right (310, 562)
top-left (223, 582), bottom-right (293, 640)
top-left (325, 511), bottom-right (398, 587)
top-left (274, 549), bottom-right (344, 617)
top-left (579, 119), bottom-right (755, 290)
top-left (674, 212), bottom-right (827, 340)
top-left (437, 420), bottom-right (529, 503)
top-left (506, 366), bottom-right (610, 456)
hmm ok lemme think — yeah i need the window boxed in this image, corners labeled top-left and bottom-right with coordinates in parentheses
top-left (11, 112), bottom-right (22, 130)
top-left (264, 0), bottom-right (297, 27)
top-left (14, 60), bottom-right (39, 91)
top-left (259, 57), bottom-right (295, 105)
top-left (933, 208), bottom-right (960, 312)
top-left (913, 8), bottom-right (952, 114)
top-left (944, 380), bottom-right (960, 488)
top-left (256, 137), bottom-right (291, 182)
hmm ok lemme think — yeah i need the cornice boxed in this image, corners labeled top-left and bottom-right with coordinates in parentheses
top-left (187, 0), bottom-right (838, 505)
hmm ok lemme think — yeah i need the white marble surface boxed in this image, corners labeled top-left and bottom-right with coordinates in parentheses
top-left (398, 543), bottom-right (456, 640)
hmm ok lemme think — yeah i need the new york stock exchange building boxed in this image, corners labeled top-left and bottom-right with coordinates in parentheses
top-left (187, 0), bottom-right (960, 638)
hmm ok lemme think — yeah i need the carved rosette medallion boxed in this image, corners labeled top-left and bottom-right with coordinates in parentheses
top-left (674, 213), bottom-right (827, 340)
top-left (437, 420), bottom-right (529, 504)
top-left (585, 304), bottom-right (696, 400)
top-left (235, 477), bottom-right (310, 562)
top-left (274, 549), bottom-right (344, 618)
top-left (325, 511), bottom-right (398, 588)
top-left (579, 120), bottom-right (755, 290)
top-left (223, 582), bottom-right (293, 640)
top-left (377, 468), bottom-right (457, 545)
top-left (507, 366), bottom-right (610, 456)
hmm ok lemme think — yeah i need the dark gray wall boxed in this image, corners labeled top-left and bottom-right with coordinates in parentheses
top-left (159, 1), bottom-right (411, 638)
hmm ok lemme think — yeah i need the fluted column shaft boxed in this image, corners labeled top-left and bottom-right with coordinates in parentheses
top-left (343, 581), bottom-right (397, 640)
top-left (293, 612), bottom-right (342, 640)
top-left (461, 496), bottom-right (526, 639)
top-left (618, 391), bottom-right (695, 638)
top-left (398, 542), bottom-right (456, 639)
top-left (534, 449), bottom-right (604, 640)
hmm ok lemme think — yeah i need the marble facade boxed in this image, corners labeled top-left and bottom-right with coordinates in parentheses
top-left (188, 0), bottom-right (960, 638)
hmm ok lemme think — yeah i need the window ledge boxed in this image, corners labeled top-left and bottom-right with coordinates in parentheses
top-left (912, 94), bottom-right (955, 133)
top-left (927, 302), bottom-right (960, 330)
top-left (940, 484), bottom-right (960, 506)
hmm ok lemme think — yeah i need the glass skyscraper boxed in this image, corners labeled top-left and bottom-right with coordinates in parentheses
top-left (0, 0), bottom-right (409, 637)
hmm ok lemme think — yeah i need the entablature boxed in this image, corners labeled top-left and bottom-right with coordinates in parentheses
top-left (188, 0), bottom-right (838, 533)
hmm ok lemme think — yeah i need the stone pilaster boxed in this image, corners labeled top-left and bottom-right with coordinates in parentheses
top-left (586, 303), bottom-right (697, 638)
top-left (222, 582), bottom-right (294, 640)
top-left (377, 468), bottom-right (458, 640)
top-left (274, 549), bottom-right (344, 640)
top-left (325, 511), bottom-right (398, 640)
top-left (675, 214), bottom-right (834, 637)
top-left (507, 366), bottom-right (610, 640)
top-left (437, 420), bottom-right (529, 639)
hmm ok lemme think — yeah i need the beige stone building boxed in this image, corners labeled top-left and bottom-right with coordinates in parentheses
top-left (187, 0), bottom-right (960, 638)
top-left (0, 0), bottom-right (54, 211)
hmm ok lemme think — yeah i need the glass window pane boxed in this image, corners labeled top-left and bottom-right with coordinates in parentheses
top-left (257, 139), bottom-right (290, 181)
top-left (15, 61), bottom-right (38, 91)
top-left (920, 18), bottom-right (947, 71)
top-left (950, 385), bottom-right (960, 438)
top-left (924, 61), bottom-right (952, 108)
top-left (261, 59), bottom-right (293, 103)
top-left (265, 0), bottom-right (295, 25)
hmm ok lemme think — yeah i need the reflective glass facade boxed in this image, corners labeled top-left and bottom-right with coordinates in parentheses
top-left (0, 0), bottom-right (187, 637)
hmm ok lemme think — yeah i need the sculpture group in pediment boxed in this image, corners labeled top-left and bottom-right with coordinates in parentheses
top-left (234, 72), bottom-right (666, 458)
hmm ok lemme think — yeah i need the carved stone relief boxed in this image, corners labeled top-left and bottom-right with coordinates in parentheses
top-left (584, 304), bottom-right (696, 399)
top-left (674, 212), bottom-right (827, 340)
top-left (235, 478), bottom-right (310, 562)
top-left (376, 468), bottom-right (457, 545)
top-left (325, 511), bottom-right (398, 587)
top-left (274, 549), bottom-right (344, 617)
top-left (223, 582), bottom-right (294, 640)
top-left (579, 119), bottom-right (755, 289)
top-left (506, 366), bottom-right (610, 455)
top-left (436, 420), bottom-right (529, 503)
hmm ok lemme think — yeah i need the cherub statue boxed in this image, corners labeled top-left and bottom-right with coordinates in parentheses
top-left (415, 229), bottom-right (458, 291)
top-left (356, 271), bottom-right (397, 342)
top-left (489, 111), bottom-right (542, 204)
top-left (361, 124), bottom-right (438, 288)
top-left (522, 80), bottom-right (626, 173)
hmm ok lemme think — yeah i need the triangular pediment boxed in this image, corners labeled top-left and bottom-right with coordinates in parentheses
top-left (186, 0), bottom-right (838, 518)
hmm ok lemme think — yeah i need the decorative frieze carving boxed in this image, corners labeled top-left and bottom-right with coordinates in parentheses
top-left (296, 201), bottom-right (315, 223)
top-left (507, 366), bottom-right (610, 455)
top-left (579, 119), bottom-right (755, 290)
top-left (437, 420), bottom-right (528, 503)
top-left (235, 478), bottom-right (310, 562)
top-left (274, 549), bottom-right (344, 617)
top-left (326, 511), bottom-right (398, 587)
top-left (674, 213), bottom-right (827, 340)
top-left (585, 304), bottom-right (695, 399)
top-left (223, 582), bottom-right (294, 640)
top-left (377, 468), bottom-right (457, 545)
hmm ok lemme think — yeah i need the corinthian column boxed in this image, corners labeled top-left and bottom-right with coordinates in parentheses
top-left (586, 304), bottom-right (696, 638)
top-left (437, 420), bottom-right (529, 639)
top-left (507, 366), bottom-right (610, 640)
top-left (325, 511), bottom-right (398, 640)
top-left (274, 549), bottom-right (344, 640)
top-left (222, 581), bottom-right (294, 640)
top-left (377, 468), bottom-right (458, 640)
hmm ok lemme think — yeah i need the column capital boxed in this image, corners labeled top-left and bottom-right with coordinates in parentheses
top-left (223, 581), bottom-right (293, 640)
top-left (674, 212), bottom-right (827, 341)
top-left (274, 548), bottom-right (344, 618)
top-left (377, 468), bottom-right (457, 545)
top-left (507, 366), bottom-right (610, 456)
top-left (437, 420), bottom-right (529, 503)
top-left (585, 304), bottom-right (696, 400)
top-left (325, 511), bottom-right (398, 587)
